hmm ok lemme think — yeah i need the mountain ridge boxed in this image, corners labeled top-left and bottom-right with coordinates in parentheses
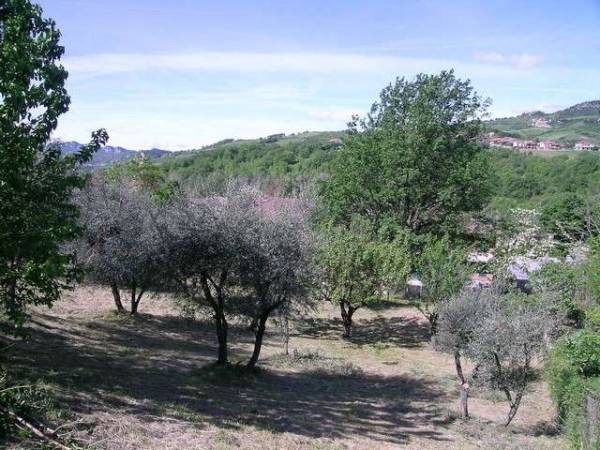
top-left (56, 141), bottom-right (171, 167)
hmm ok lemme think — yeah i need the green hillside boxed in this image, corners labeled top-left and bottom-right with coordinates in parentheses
top-left (157, 101), bottom-right (600, 207)
top-left (160, 131), bottom-right (344, 187)
top-left (486, 100), bottom-right (600, 146)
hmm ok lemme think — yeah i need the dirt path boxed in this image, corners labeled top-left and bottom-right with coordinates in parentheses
top-left (5, 287), bottom-right (567, 450)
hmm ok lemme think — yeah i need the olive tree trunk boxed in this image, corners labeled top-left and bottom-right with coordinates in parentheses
top-left (111, 282), bottom-right (125, 313)
top-left (454, 350), bottom-right (469, 419)
top-left (247, 312), bottom-right (269, 369)
top-left (340, 300), bottom-right (360, 338)
top-left (200, 271), bottom-right (229, 366)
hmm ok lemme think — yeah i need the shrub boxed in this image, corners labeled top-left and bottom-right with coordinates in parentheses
top-left (547, 329), bottom-right (600, 448)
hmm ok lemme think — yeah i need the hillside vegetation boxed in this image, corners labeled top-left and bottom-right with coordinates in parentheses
top-left (487, 100), bottom-right (600, 146)
top-left (158, 131), bottom-right (600, 213)
top-left (159, 131), bottom-right (344, 189)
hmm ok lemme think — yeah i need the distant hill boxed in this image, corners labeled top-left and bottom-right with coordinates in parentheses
top-left (158, 131), bottom-right (345, 187)
top-left (486, 100), bottom-right (600, 146)
top-left (57, 141), bottom-right (170, 168)
top-left (156, 100), bottom-right (600, 187)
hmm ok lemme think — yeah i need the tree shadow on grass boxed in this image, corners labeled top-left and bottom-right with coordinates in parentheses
top-left (298, 314), bottom-right (430, 348)
top-left (10, 310), bottom-right (450, 446)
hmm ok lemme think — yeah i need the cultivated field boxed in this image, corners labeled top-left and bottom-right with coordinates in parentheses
top-left (7, 287), bottom-right (567, 450)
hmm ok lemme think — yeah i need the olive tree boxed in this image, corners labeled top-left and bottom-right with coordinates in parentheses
top-left (235, 202), bottom-right (315, 369)
top-left (435, 289), bottom-right (488, 419)
top-left (157, 184), bottom-right (315, 367)
top-left (438, 285), bottom-right (559, 425)
top-left (469, 293), bottom-right (558, 425)
top-left (76, 175), bottom-right (162, 314)
top-left (155, 191), bottom-right (241, 366)
top-left (0, 0), bottom-right (107, 333)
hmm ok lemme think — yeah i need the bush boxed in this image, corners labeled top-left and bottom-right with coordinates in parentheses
top-left (547, 330), bottom-right (600, 448)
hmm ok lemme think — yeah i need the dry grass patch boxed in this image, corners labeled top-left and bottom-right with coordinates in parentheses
top-left (2, 287), bottom-right (568, 449)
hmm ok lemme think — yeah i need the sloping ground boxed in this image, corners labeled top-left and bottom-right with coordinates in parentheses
top-left (6, 287), bottom-right (566, 450)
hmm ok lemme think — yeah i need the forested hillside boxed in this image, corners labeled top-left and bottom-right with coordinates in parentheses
top-left (159, 131), bottom-right (344, 188)
top-left (158, 130), bottom-right (600, 213)
top-left (491, 149), bottom-right (600, 209)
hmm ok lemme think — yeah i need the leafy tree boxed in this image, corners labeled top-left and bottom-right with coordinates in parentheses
top-left (540, 193), bottom-right (586, 241)
top-left (0, 0), bottom-right (107, 333)
top-left (315, 220), bottom-right (379, 338)
top-left (415, 235), bottom-right (467, 333)
top-left (76, 175), bottom-right (162, 314)
top-left (320, 70), bottom-right (491, 236)
top-left (531, 262), bottom-right (586, 325)
top-left (315, 218), bottom-right (410, 338)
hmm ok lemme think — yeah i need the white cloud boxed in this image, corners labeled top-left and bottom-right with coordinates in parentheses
top-left (64, 50), bottom-right (527, 78)
top-left (474, 52), bottom-right (544, 69)
top-left (57, 50), bottom-right (599, 148)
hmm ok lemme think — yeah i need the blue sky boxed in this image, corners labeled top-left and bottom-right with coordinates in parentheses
top-left (39, 0), bottom-right (600, 149)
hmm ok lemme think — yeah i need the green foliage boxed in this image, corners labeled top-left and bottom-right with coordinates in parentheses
top-left (584, 307), bottom-right (600, 331)
top-left (589, 238), bottom-right (600, 303)
top-left (106, 156), bottom-right (178, 203)
top-left (540, 193), bottom-right (587, 241)
top-left (315, 216), bottom-right (411, 337)
top-left (0, 0), bottom-right (107, 333)
top-left (489, 150), bottom-right (600, 219)
top-left (160, 132), bottom-right (342, 193)
top-left (415, 235), bottom-right (467, 331)
top-left (0, 367), bottom-right (52, 438)
top-left (320, 71), bottom-right (491, 236)
top-left (547, 329), bottom-right (600, 448)
top-left (316, 218), bottom-right (385, 308)
top-left (531, 262), bottom-right (586, 324)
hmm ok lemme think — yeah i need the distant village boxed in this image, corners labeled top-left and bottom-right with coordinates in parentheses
top-left (485, 132), bottom-right (597, 152)
top-left (405, 248), bottom-right (587, 298)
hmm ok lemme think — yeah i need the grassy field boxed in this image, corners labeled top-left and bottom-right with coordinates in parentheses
top-left (5, 287), bottom-right (567, 450)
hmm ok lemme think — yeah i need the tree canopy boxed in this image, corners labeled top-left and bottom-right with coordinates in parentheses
top-left (0, 0), bottom-right (107, 332)
top-left (320, 70), bottom-right (491, 237)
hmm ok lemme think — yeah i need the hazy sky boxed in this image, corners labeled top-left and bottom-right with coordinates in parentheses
top-left (39, 0), bottom-right (600, 150)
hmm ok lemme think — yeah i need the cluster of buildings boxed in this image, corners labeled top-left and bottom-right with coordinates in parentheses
top-left (405, 249), bottom-right (585, 298)
top-left (485, 133), bottom-right (597, 152)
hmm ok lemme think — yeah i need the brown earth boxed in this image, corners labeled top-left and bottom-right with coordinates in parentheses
top-left (5, 286), bottom-right (567, 450)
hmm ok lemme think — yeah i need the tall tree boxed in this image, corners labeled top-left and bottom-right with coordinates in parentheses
top-left (320, 70), bottom-right (490, 237)
top-left (0, 0), bottom-right (107, 333)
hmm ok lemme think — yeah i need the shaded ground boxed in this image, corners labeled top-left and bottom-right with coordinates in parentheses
top-left (5, 287), bottom-right (566, 449)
